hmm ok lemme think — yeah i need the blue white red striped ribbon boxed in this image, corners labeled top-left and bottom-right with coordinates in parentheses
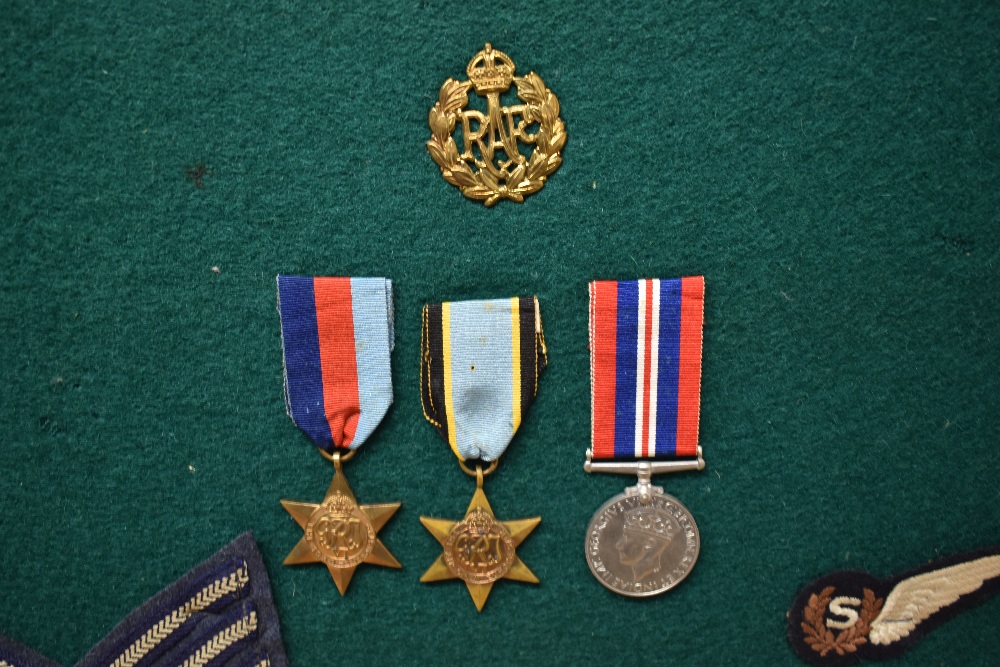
top-left (277, 276), bottom-right (393, 452)
top-left (589, 277), bottom-right (705, 459)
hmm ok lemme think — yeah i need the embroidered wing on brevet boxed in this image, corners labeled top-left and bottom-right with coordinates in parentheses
top-left (869, 555), bottom-right (1000, 645)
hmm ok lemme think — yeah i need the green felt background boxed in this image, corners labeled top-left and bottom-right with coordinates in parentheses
top-left (2, 1), bottom-right (998, 665)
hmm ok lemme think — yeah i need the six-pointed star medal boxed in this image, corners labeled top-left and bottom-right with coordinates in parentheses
top-left (420, 485), bottom-right (540, 611)
top-left (281, 469), bottom-right (401, 595)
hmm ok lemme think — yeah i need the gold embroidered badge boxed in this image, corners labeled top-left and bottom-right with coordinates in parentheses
top-left (427, 44), bottom-right (566, 206)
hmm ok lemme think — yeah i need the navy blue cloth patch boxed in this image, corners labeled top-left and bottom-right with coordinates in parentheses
top-left (0, 533), bottom-right (286, 667)
top-left (0, 634), bottom-right (63, 667)
top-left (75, 532), bottom-right (287, 667)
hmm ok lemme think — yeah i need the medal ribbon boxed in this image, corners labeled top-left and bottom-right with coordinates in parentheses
top-left (589, 277), bottom-right (705, 460)
top-left (277, 276), bottom-right (394, 452)
top-left (421, 296), bottom-right (547, 462)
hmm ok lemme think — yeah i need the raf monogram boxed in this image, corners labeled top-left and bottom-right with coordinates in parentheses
top-left (427, 44), bottom-right (566, 206)
top-left (445, 508), bottom-right (516, 585)
top-left (306, 492), bottom-right (375, 568)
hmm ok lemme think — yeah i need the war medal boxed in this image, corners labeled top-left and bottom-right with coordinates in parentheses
top-left (584, 278), bottom-right (707, 597)
top-left (419, 297), bottom-right (547, 611)
top-left (427, 43), bottom-right (565, 206)
top-left (276, 276), bottom-right (401, 595)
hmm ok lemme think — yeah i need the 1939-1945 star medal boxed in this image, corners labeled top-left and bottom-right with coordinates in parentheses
top-left (427, 43), bottom-right (565, 206)
top-left (281, 451), bottom-right (400, 595)
top-left (418, 296), bottom-right (547, 610)
top-left (276, 276), bottom-right (401, 595)
top-left (584, 278), bottom-right (707, 597)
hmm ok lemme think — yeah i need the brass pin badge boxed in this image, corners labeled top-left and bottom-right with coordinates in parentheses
top-left (427, 43), bottom-right (566, 206)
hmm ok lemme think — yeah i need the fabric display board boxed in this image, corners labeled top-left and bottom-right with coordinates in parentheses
top-left (1, 2), bottom-right (998, 665)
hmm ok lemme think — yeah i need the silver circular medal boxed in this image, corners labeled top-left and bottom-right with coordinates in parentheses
top-left (585, 491), bottom-right (700, 597)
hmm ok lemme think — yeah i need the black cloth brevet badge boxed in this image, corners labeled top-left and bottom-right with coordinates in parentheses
top-left (788, 545), bottom-right (1000, 665)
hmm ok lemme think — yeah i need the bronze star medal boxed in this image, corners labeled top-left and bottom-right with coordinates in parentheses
top-left (420, 468), bottom-right (540, 611)
top-left (419, 296), bottom-right (547, 611)
top-left (275, 276), bottom-right (400, 597)
top-left (281, 453), bottom-right (401, 595)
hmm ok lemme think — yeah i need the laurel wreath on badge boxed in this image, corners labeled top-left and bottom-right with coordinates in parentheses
top-left (802, 587), bottom-right (884, 657)
top-left (427, 45), bottom-right (566, 207)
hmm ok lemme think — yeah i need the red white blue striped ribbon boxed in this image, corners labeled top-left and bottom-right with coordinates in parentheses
top-left (277, 276), bottom-right (393, 452)
top-left (589, 277), bottom-right (705, 459)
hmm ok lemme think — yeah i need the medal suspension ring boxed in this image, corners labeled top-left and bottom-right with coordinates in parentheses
top-left (427, 47), bottom-right (566, 207)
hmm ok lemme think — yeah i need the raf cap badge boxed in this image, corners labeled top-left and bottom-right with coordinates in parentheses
top-left (427, 43), bottom-right (565, 206)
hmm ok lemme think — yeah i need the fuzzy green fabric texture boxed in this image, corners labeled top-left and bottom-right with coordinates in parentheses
top-left (2, 1), bottom-right (998, 665)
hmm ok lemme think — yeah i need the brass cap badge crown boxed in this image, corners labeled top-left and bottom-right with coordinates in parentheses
top-left (466, 43), bottom-right (515, 94)
top-left (427, 43), bottom-right (566, 206)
